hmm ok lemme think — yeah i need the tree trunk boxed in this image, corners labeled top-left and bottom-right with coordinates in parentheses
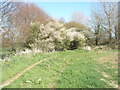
top-left (95, 25), bottom-right (100, 46)
top-left (108, 29), bottom-right (112, 44)
top-left (95, 35), bottom-right (98, 45)
top-left (114, 26), bottom-right (118, 45)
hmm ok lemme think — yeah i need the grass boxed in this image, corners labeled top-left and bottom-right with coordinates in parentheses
top-left (56, 51), bottom-right (118, 88)
top-left (1, 49), bottom-right (118, 88)
top-left (1, 52), bottom-right (54, 82)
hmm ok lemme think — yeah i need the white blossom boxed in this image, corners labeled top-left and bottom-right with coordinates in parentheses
top-left (30, 19), bottom-right (86, 52)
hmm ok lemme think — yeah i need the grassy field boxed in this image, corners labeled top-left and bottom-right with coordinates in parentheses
top-left (1, 49), bottom-right (118, 88)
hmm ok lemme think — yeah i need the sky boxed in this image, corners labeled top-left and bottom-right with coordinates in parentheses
top-left (34, 2), bottom-right (93, 22)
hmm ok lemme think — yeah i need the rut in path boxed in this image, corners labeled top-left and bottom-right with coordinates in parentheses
top-left (0, 57), bottom-right (50, 88)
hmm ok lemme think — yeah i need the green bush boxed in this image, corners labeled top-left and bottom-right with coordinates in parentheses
top-left (29, 22), bottom-right (40, 42)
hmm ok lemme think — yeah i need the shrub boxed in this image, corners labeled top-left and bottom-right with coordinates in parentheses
top-left (30, 20), bottom-right (86, 52)
top-left (64, 28), bottom-right (86, 50)
top-left (64, 21), bottom-right (87, 30)
top-left (30, 20), bottom-right (64, 52)
top-left (29, 22), bottom-right (40, 42)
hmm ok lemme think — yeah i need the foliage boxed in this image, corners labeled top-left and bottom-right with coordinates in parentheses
top-left (29, 22), bottom-right (40, 43)
top-left (64, 28), bottom-right (86, 50)
top-left (30, 20), bottom-right (63, 52)
top-left (30, 20), bottom-right (86, 52)
top-left (64, 21), bottom-right (87, 30)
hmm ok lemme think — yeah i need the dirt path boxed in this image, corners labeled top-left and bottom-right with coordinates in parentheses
top-left (0, 57), bottom-right (50, 88)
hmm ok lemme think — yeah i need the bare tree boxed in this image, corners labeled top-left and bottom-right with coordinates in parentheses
top-left (71, 11), bottom-right (88, 26)
top-left (0, 0), bottom-right (15, 22)
top-left (0, 0), bottom-right (18, 49)
top-left (59, 17), bottom-right (65, 24)
top-left (9, 3), bottom-right (50, 44)
top-left (100, 0), bottom-right (118, 44)
top-left (0, 1), bottom-right (50, 50)
top-left (91, 8), bottom-right (104, 45)
top-left (118, 1), bottom-right (120, 47)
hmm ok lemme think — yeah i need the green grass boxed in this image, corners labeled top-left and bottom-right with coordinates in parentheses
top-left (1, 52), bottom-right (55, 82)
top-left (56, 51), bottom-right (117, 88)
top-left (1, 49), bottom-right (118, 88)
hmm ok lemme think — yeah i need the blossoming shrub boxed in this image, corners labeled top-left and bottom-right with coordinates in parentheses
top-left (64, 28), bottom-right (86, 50)
top-left (30, 20), bottom-right (86, 52)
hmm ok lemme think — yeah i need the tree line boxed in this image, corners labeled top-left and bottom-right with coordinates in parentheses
top-left (0, 0), bottom-right (119, 53)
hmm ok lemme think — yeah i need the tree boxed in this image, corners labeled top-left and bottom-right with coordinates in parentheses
top-left (91, 9), bottom-right (104, 45)
top-left (100, 0), bottom-right (118, 44)
top-left (118, 2), bottom-right (120, 47)
top-left (9, 3), bottom-right (50, 46)
top-left (90, 1), bottom-right (119, 46)
top-left (0, 1), bottom-right (50, 50)
top-left (59, 17), bottom-right (65, 24)
top-left (0, 0), bottom-right (19, 49)
top-left (71, 11), bottom-right (88, 26)
top-left (0, 0), bottom-right (16, 23)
